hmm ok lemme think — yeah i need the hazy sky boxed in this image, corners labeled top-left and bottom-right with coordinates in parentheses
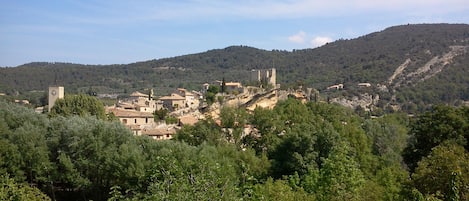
top-left (1, 0), bottom-right (468, 66)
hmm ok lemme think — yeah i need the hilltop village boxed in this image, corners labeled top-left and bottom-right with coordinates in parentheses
top-left (43, 67), bottom-right (384, 141)
top-left (46, 68), bottom-right (320, 140)
top-left (104, 68), bottom-right (284, 140)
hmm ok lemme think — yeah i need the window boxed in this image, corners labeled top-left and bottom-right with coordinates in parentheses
top-left (122, 119), bottom-right (127, 124)
top-left (134, 119), bottom-right (137, 123)
top-left (145, 118), bottom-right (148, 123)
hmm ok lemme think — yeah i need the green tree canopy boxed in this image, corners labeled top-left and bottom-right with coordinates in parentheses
top-left (411, 141), bottom-right (469, 200)
top-left (49, 94), bottom-right (106, 120)
top-left (404, 105), bottom-right (469, 171)
top-left (174, 118), bottom-right (224, 146)
top-left (0, 174), bottom-right (51, 201)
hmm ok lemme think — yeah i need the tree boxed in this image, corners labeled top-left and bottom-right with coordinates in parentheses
top-left (153, 108), bottom-right (169, 121)
top-left (412, 141), bottom-right (469, 200)
top-left (122, 142), bottom-right (243, 200)
top-left (404, 105), bottom-right (469, 171)
top-left (317, 142), bottom-right (365, 201)
top-left (250, 178), bottom-right (315, 201)
top-left (46, 116), bottom-right (145, 201)
top-left (205, 85), bottom-right (220, 105)
top-left (221, 77), bottom-right (226, 93)
top-left (363, 113), bottom-right (409, 166)
top-left (244, 107), bottom-right (280, 154)
top-left (220, 106), bottom-right (249, 146)
top-left (49, 94), bottom-right (107, 120)
top-left (10, 122), bottom-right (52, 184)
top-left (0, 174), bottom-right (51, 201)
top-left (0, 139), bottom-right (23, 180)
top-left (0, 101), bottom-right (52, 185)
top-left (174, 119), bottom-right (224, 146)
top-left (269, 123), bottom-right (321, 178)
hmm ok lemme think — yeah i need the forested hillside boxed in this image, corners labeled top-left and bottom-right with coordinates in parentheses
top-left (1, 23), bottom-right (468, 111)
top-left (1, 99), bottom-right (468, 200)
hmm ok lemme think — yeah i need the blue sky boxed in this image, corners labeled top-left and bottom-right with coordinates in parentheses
top-left (1, 0), bottom-right (468, 67)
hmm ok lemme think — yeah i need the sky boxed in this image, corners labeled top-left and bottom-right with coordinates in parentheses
top-left (0, 0), bottom-right (468, 67)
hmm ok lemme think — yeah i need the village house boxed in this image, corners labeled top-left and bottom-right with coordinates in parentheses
top-left (358, 83), bottom-right (372, 87)
top-left (174, 88), bottom-right (199, 109)
top-left (106, 107), bottom-right (155, 135)
top-left (158, 93), bottom-right (186, 111)
top-left (202, 83), bottom-right (210, 93)
top-left (327, 84), bottom-right (344, 90)
top-left (123, 90), bottom-right (159, 112)
top-left (141, 127), bottom-right (177, 140)
top-left (224, 82), bottom-right (243, 93)
top-left (178, 114), bottom-right (199, 126)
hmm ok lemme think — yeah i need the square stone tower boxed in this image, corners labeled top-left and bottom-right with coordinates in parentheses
top-left (251, 68), bottom-right (276, 87)
top-left (48, 86), bottom-right (64, 111)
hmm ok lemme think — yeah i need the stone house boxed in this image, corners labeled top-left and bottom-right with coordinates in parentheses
top-left (107, 107), bottom-right (155, 135)
top-left (159, 93), bottom-right (186, 111)
top-left (358, 83), bottom-right (372, 87)
top-left (174, 88), bottom-right (198, 108)
top-left (327, 84), bottom-right (344, 90)
top-left (141, 127), bottom-right (177, 140)
top-left (126, 91), bottom-right (158, 112)
top-left (224, 82), bottom-right (243, 93)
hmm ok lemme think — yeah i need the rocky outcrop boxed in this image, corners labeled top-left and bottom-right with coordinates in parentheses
top-left (331, 93), bottom-right (379, 111)
top-left (389, 45), bottom-right (468, 89)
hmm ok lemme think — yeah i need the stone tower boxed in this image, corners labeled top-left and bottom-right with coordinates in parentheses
top-left (48, 86), bottom-right (64, 111)
top-left (250, 68), bottom-right (276, 87)
top-left (268, 68), bottom-right (276, 87)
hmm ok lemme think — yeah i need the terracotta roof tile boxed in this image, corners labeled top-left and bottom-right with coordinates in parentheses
top-left (178, 115), bottom-right (198, 126)
top-left (142, 127), bottom-right (176, 136)
top-left (159, 93), bottom-right (185, 100)
top-left (130, 91), bottom-right (148, 97)
top-left (108, 108), bottom-right (153, 118)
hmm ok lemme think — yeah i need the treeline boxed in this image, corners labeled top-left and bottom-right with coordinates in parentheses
top-left (1, 98), bottom-right (468, 200)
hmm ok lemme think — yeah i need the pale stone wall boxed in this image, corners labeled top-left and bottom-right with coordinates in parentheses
top-left (250, 68), bottom-right (276, 87)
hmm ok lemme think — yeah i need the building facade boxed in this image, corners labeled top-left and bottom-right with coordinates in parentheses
top-left (251, 68), bottom-right (276, 87)
top-left (48, 86), bottom-right (64, 111)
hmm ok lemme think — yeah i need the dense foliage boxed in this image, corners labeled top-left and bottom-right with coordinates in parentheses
top-left (0, 174), bottom-right (50, 201)
top-left (48, 94), bottom-right (107, 120)
top-left (1, 98), bottom-right (468, 200)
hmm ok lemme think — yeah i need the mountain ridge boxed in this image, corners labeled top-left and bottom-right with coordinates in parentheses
top-left (1, 23), bottom-right (469, 112)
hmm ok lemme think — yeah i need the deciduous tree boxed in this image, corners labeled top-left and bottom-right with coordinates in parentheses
top-left (49, 94), bottom-right (106, 120)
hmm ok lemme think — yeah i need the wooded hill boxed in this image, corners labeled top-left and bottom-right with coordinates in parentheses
top-left (1, 23), bottom-right (468, 111)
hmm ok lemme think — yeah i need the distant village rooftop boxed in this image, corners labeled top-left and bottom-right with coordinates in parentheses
top-left (130, 91), bottom-right (148, 97)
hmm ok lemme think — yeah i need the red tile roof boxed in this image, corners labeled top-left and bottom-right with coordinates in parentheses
top-left (130, 91), bottom-right (148, 97)
top-left (142, 127), bottom-right (176, 136)
top-left (108, 108), bottom-right (153, 118)
top-left (178, 115), bottom-right (199, 126)
top-left (159, 93), bottom-right (185, 100)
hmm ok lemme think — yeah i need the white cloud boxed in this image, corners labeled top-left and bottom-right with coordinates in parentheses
top-left (288, 31), bottom-right (334, 48)
top-left (311, 36), bottom-right (333, 47)
top-left (288, 31), bottom-right (307, 44)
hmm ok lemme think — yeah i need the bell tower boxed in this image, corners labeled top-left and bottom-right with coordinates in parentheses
top-left (48, 86), bottom-right (64, 111)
